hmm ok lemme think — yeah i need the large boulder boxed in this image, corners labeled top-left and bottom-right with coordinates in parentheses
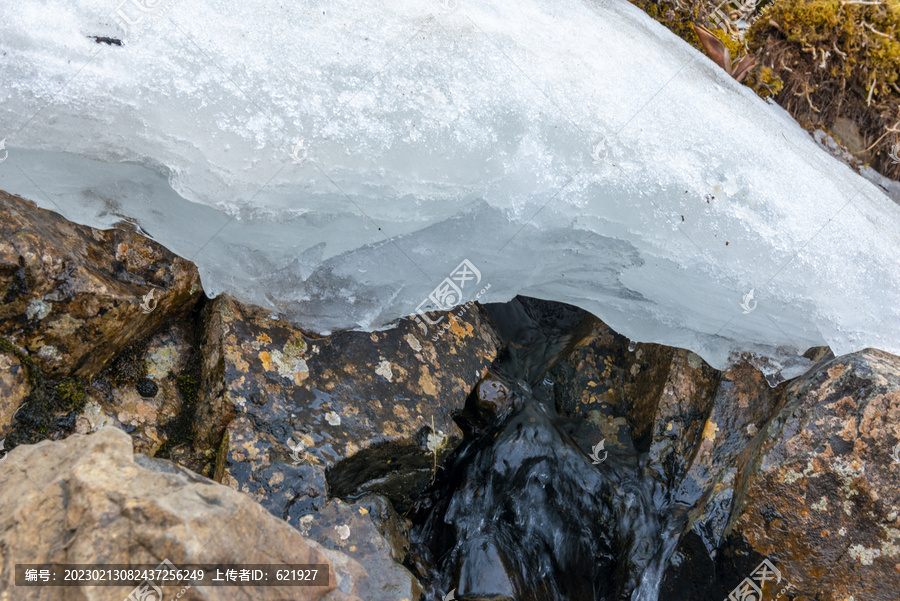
top-left (0, 191), bottom-right (202, 378)
top-left (714, 349), bottom-right (900, 600)
top-left (198, 295), bottom-right (500, 510)
top-left (0, 427), bottom-right (363, 601)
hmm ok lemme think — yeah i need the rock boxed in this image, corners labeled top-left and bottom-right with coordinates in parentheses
top-left (193, 295), bottom-right (499, 598)
top-left (74, 318), bottom-right (201, 461)
top-left (0, 427), bottom-right (362, 601)
top-left (711, 349), bottom-right (900, 600)
top-left (659, 358), bottom-right (786, 599)
top-left (0, 350), bottom-right (28, 436)
top-left (647, 349), bottom-right (720, 488)
top-left (0, 191), bottom-right (202, 378)
top-left (198, 294), bottom-right (500, 512)
top-left (550, 319), bottom-right (679, 458)
top-left (456, 373), bottom-right (520, 435)
top-left (294, 496), bottom-right (424, 601)
top-left (672, 359), bottom-right (781, 517)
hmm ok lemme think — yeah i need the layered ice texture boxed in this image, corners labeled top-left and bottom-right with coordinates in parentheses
top-left (1, 0), bottom-right (898, 376)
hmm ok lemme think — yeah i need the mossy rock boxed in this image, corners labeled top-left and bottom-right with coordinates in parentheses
top-left (747, 0), bottom-right (900, 176)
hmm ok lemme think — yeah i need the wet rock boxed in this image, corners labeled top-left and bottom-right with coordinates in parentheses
top-left (198, 294), bottom-right (500, 511)
top-left (712, 349), bottom-right (900, 600)
top-left (482, 296), bottom-right (597, 385)
top-left (549, 319), bottom-right (678, 460)
top-left (409, 381), bottom-right (664, 601)
top-left (295, 496), bottom-right (423, 601)
top-left (0, 350), bottom-right (28, 436)
top-left (674, 362), bottom-right (783, 510)
top-left (194, 295), bottom-right (499, 597)
top-left (0, 427), bottom-right (361, 601)
top-left (457, 373), bottom-right (520, 434)
top-left (73, 319), bottom-right (199, 459)
top-left (0, 191), bottom-right (202, 378)
top-left (657, 357), bottom-right (785, 599)
top-left (648, 349), bottom-right (720, 487)
top-left (551, 320), bottom-right (675, 445)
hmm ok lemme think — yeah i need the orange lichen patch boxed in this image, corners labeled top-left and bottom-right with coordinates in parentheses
top-left (828, 363), bottom-right (847, 380)
top-left (418, 372), bottom-right (439, 396)
top-left (259, 351), bottom-right (273, 372)
top-left (255, 332), bottom-right (272, 345)
top-left (449, 315), bottom-right (475, 339)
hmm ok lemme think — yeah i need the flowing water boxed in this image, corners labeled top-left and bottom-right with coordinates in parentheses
top-left (407, 298), bottom-right (685, 601)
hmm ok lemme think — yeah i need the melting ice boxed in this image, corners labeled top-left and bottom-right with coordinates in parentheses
top-left (1, 0), bottom-right (899, 375)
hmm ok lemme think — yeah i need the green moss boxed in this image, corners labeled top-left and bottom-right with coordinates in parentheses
top-left (1, 336), bottom-right (89, 448)
top-left (154, 302), bottom-right (208, 471)
top-left (53, 380), bottom-right (87, 409)
top-left (747, 0), bottom-right (900, 174)
top-left (746, 65), bottom-right (785, 98)
top-left (175, 371), bottom-right (199, 407)
top-left (630, 0), bottom-right (704, 50)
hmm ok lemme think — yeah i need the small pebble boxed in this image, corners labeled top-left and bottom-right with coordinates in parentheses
top-left (136, 378), bottom-right (159, 398)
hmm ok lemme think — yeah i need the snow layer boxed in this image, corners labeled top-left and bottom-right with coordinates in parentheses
top-left (1, 0), bottom-right (898, 374)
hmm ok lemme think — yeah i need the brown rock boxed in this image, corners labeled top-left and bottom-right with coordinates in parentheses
top-left (719, 349), bottom-right (900, 600)
top-left (295, 496), bottom-right (424, 601)
top-left (551, 319), bottom-right (677, 455)
top-left (75, 319), bottom-right (198, 458)
top-left (674, 359), bottom-right (781, 514)
top-left (197, 294), bottom-right (500, 512)
top-left (659, 357), bottom-right (784, 599)
top-left (0, 191), bottom-right (202, 378)
top-left (648, 349), bottom-right (720, 487)
top-left (0, 351), bottom-right (28, 436)
top-left (0, 426), bottom-right (361, 601)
